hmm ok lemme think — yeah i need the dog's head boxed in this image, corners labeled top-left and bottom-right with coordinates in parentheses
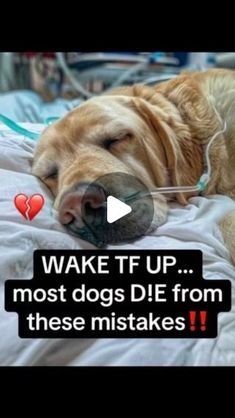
top-left (32, 93), bottom-right (193, 245)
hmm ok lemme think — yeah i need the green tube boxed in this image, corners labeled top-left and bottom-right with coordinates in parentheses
top-left (44, 116), bottom-right (60, 125)
top-left (0, 114), bottom-right (40, 140)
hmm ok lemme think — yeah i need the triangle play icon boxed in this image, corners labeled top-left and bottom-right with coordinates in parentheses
top-left (107, 196), bottom-right (132, 224)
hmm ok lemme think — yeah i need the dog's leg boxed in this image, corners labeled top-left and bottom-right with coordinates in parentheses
top-left (219, 209), bottom-right (235, 264)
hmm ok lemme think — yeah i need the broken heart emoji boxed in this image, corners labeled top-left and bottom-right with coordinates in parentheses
top-left (14, 194), bottom-right (45, 220)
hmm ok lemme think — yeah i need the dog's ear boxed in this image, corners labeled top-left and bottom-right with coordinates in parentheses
top-left (130, 97), bottom-right (190, 204)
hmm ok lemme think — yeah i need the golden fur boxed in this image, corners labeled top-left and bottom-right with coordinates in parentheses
top-left (32, 69), bottom-right (235, 260)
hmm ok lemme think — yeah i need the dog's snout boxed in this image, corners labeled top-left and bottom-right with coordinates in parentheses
top-left (58, 183), bottom-right (106, 226)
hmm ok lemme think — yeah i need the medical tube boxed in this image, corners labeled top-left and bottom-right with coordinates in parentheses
top-left (0, 114), bottom-right (40, 140)
top-left (125, 115), bottom-right (228, 204)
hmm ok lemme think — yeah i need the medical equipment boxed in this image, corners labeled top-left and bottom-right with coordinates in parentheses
top-left (125, 119), bottom-right (227, 202)
top-left (0, 114), bottom-right (40, 140)
top-left (0, 114), bottom-right (60, 140)
top-left (125, 94), bottom-right (234, 201)
top-left (56, 52), bottom-right (179, 97)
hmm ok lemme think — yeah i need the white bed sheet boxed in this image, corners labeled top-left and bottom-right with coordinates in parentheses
top-left (0, 122), bottom-right (235, 366)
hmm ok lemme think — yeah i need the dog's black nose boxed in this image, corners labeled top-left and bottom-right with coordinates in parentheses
top-left (58, 182), bottom-right (106, 227)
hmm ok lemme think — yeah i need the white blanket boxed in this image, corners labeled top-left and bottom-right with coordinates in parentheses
top-left (0, 123), bottom-right (235, 366)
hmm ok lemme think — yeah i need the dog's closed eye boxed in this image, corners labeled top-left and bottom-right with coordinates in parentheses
top-left (39, 165), bottom-right (59, 196)
top-left (103, 138), bottom-right (119, 149)
top-left (42, 166), bottom-right (58, 181)
top-left (103, 134), bottom-right (132, 150)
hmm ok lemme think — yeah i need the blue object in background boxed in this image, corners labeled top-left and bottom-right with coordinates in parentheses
top-left (148, 52), bottom-right (166, 63)
top-left (172, 53), bottom-right (189, 66)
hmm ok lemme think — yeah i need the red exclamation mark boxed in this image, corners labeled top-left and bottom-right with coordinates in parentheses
top-left (200, 311), bottom-right (207, 331)
top-left (189, 311), bottom-right (196, 331)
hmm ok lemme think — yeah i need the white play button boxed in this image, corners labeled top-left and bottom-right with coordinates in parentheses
top-left (79, 173), bottom-right (154, 245)
top-left (107, 195), bottom-right (132, 224)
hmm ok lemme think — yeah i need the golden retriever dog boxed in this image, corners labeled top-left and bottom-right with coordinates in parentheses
top-left (32, 69), bottom-right (235, 261)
